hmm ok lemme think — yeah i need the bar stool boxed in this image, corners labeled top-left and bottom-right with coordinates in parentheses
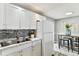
top-left (72, 37), bottom-right (79, 54)
top-left (63, 36), bottom-right (73, 52)
top-left (63, 37), bottom-right (70, 52)
top-left (58, 35), bottom-right (63, 49)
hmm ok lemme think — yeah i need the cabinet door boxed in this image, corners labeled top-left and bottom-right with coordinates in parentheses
top-left (6, 51), bottom-right (20, 56)
top-left (20, 10), bottom-right (36, 29)
top-left (0, 4), bottom-right (5, 29)
top-left (29, 12), bottom-right (36, 29)
top-left (32, 40), bottom-right (41, 56)
top-left (22, 46), bottom-right (32, 56)
top-left (17, 42), bottom-right (32, 56)
top-left (20, 10), bottom-right (30, 29)
top-left (2, 46), bottom-right (19, 56)
top-left (5, 4), bottom-right (19, 29)
top-left (0, 50), bottom-right (2, 56)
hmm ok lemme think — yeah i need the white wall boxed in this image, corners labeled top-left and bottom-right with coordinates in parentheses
top-left (55, 17), bottom-right (79, 42)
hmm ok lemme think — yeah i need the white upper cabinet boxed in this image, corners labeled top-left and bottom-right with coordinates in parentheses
top-left (5, 4), bottom-right (19, 29)
top-left (20, 10), bottom-right (30, 29)
top-left (29, 12), bottom-right (36, 29)
top-left (19, 9), bottom-right (36, 29)
top-left (0, 4), bottom-right (39, 29)
top-left (0, 4), bottom-right (5, 29)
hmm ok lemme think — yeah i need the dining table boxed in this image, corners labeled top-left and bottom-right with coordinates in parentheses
top-left (58, 34), bottom-right (79, 54)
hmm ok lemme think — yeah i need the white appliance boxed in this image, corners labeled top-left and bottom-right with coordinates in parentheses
top-left (42, 19), bottom-right (54, 56)
top-left (36, 16), bottom-right (54, 56)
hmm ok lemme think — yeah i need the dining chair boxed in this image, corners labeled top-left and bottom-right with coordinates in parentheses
top-left (58, 35), bottom-right (63, 49)
top-left (63, 36), bottom-right (74, 52)
top-left (72, 37), bottom-right (79, 54)
top-left (58, 35), bottom-right (73, 52)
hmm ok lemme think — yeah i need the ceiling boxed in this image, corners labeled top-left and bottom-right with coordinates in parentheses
top-left (12, 3), bottom-right (79, 20)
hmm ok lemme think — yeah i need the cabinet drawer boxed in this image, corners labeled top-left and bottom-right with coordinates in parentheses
top-left (2, 46), bottom-right (18, 56)
top-left (17, 42), bottom-right (32, 50)
top-left (32, 40), bottom-right (41, 46)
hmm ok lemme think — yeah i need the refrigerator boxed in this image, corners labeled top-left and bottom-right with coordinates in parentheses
top-left (37, 17), bottom-right (54, 56)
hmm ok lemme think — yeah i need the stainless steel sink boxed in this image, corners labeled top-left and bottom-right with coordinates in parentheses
top-left (0, 40), bottom-right (17, 47)
top-left (0, 38), bottom-right (30, 47)
top-left (0, 42), bottom-right (11, 47)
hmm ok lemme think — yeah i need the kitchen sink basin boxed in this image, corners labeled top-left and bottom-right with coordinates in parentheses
top-left (0, 40), bottom-right (17, 47)
top-left (0, 42), bottom-right (11, 47)
top-left (0, 38), bottom-right (31, 47)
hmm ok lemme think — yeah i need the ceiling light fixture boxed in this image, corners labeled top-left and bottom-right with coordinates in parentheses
top-left (65, 12), bottom-right (73, 15)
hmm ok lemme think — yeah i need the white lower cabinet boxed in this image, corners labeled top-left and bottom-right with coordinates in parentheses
top-left (21, 46), bottom-right (32, 56)
top-left (32, 40), bottom-right (41, 56)
top-left (1, 39), bottom-right (42, 56)
top-left (0, 50), bottom-right (2, 56)
top-left (5, 4), bottom-right (20, 29)
top-left (6, 51), bottom-right (20, 56)
top-left (2, 45), bottom-right (20, 56)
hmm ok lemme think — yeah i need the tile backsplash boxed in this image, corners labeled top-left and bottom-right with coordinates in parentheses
top-left (0, 29), bottom-right (36, 39)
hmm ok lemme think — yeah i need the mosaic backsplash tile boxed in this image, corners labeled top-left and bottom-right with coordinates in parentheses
top-left (0, 29), bottom-right (36, 39)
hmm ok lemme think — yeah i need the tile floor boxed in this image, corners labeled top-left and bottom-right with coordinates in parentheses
top-left (53, 43), bottom-right (79, 56)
